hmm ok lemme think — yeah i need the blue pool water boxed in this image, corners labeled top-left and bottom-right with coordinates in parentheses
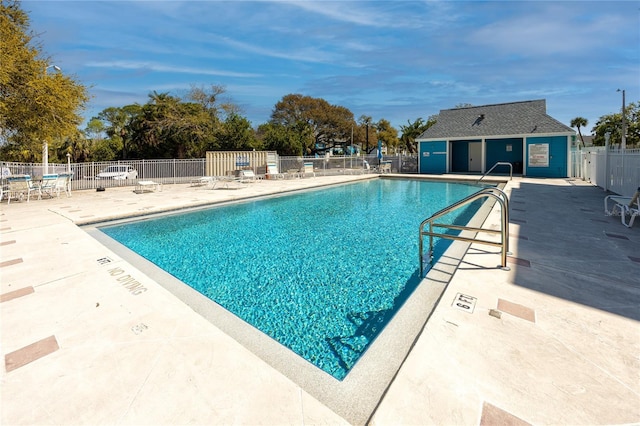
top-left (100, 179), bottom-right (485, 379)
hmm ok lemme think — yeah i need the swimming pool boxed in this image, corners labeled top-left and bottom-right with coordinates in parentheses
top-left (99, 179), bottom-right (485, 379)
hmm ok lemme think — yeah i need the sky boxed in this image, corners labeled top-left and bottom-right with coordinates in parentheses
top-left (23, 0), bottom-right (640, 134)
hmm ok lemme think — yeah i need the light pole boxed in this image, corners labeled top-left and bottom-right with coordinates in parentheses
top-left (617, 89), bottom-right (626, 150)
top-left (45, 65), bottom-right (61, 73)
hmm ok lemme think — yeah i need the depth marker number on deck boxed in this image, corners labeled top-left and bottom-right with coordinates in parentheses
top-left (453, 293), bottom-right (477, 313)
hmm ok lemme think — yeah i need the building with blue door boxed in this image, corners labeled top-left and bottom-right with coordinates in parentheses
top-left (416, 100), bottom-right (575, 178)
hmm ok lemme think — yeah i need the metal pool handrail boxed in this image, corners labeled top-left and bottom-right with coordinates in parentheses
top-left (476, 161), bottom-right (513, 183)
top-left (419, 187), bottom-right (510, 276)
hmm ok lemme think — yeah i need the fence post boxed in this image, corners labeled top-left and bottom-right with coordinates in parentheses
top-left (604, 132), bottom-right (610, 192)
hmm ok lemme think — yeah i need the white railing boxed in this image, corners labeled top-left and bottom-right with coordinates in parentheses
top-left (571, 148), bottom-right (640, 196)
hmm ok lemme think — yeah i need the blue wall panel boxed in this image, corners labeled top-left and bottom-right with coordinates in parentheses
top-left (419, 141), bottom-right (447, 174)
top-left (526, 136), bottom-right (567, 177)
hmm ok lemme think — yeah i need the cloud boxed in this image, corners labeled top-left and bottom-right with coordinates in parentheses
top-left (468, 2), bottom-right (630, 57)
top-left (281, 1), bottom-right (399, 28)
top-left (207, 34), bottom-right (342, 64)
top-left (85, 60), bottom-right (260, 78)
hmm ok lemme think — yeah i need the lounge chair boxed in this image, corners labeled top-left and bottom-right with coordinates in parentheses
top-left (209, 171), bottom-right (247, 189)
top-left (190, 176), bottom-right (217, 188)
top-left (135, 180), bottom-right (162, 193)
top-left (301, 162), bottom-right (315, 178)
top-left (622, 188), bottom-right (639, 228)
top-left (266, 163), bottom-right (284, 179)
top-left (285, 168), bottom-right (301, 179)
top-left (238, 170), bottom-right (258, 183)
top-left (214, 176), bottom-right (247, 190)
top-left (605, 187), bottom-right (639, 228)
top-left (6, 175), bottom-right (38, 204)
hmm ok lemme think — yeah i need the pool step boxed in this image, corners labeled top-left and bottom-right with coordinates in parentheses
top-left (326, 308), bottom-right (393, 370)
top-left (326, 335), bottom-right (369, 370)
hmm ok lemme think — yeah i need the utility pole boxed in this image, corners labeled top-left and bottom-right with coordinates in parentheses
top-left (365, 121), bottom-right (369, 154)
top-left (618, 89), bottom-right (626, 150)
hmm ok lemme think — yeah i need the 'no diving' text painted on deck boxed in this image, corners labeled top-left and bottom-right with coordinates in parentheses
top-left (453, 293), bottom-right (477, 313)
top-left (106, 267), bottom-right (148, 295)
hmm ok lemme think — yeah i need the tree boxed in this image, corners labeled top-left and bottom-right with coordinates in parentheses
top-left (0, 0), bottom-right (89, 161)
top-left (95, 105), bottom-right (141, 159)
top-left (91, 86), bottom-right (252, 159)
top-left (356, 115), bottom-right (376, 154)
top-left (570, 117), bottom-right (588, 147)
top-left (591, 101), bottom-right (639, 148)
top-left (58, 131), bottom-right (91, 163)
top-left (375, 118), bottom-right (399, 154)
top-left (127, 92), bottom-right (217, 159)
top-left (256, 122), bottom-right (302, 156)
top-left (84, 117), bottom-right (105, 142)
top-left (270, 94), bottom-right (354, 155)
top-left (399, 117), bottom-right (436, 153)
top-left (186, 84), bottom-right (226, 115)
top-left (216, 113), bottom-right (259, 151)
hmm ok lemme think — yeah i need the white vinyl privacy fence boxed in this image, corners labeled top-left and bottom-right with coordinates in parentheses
top-left (571, 147), bottom-right (640, 196)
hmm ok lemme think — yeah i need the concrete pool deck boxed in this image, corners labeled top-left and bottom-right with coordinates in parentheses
top-left (1, 175), bottom-right (638, 425)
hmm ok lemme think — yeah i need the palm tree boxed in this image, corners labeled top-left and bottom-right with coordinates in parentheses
top-left (570, 117), bottom-right (588, 148)
top-left (399, 117), bottom-right (436, 153)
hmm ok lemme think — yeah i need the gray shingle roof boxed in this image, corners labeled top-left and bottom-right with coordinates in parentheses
top-left (417, 99), bottom-right (575, 140)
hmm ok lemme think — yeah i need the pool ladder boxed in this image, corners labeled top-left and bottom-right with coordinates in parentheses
top-left (419, 187), bottom-right (510, 277)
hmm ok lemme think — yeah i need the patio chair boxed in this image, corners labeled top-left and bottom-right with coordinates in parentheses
top-left (54, 172), bottom-right (73, 197)
top-left (6, 175), bottom-right (39, 204)
top-left (39, 174), bottom-right (59, 199)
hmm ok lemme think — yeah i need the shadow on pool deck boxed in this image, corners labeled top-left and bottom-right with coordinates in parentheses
top-left (1, 175), bottom-right (639, 425)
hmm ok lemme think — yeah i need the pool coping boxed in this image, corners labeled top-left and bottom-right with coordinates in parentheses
top-left (82, 177), bottom-right (505, 425)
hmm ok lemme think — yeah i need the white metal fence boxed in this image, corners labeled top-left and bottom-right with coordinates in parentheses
top-left (571, 147), bottom-right (640, 196)
top-left (1, 154), bottom-right (418, 192)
